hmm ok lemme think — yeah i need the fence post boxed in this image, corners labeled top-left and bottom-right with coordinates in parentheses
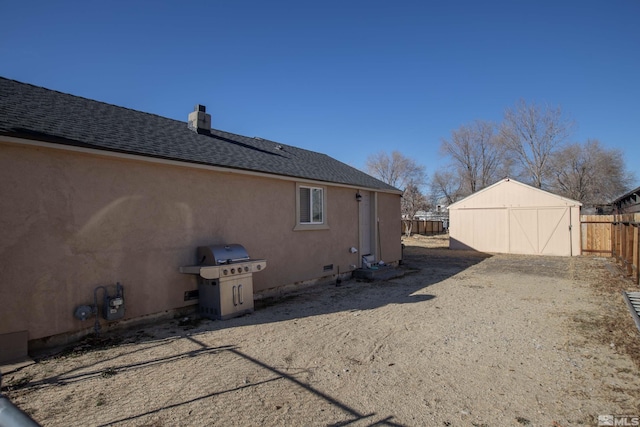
top-left (620, 223), bottom-right (629, 274)
top-left (626, 223), bottom-right (632, 275)
top-left (628, 222), bottom-right (634, 276)
top-left (615, 218), bottom-right (621, 261)
top-left (637, 223), bottom-right (640, 286)
top-left (618, 219), bottom-right (622, 262)
top-left (635, 223), bottom-right (639, 285)
top-left (612, 218), bottom-right (616, 259)
top-left (620, 220), bottom-right (623, 260)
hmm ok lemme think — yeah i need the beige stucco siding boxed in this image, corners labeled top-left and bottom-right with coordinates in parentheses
top-left (0, 140), bottom-right (400, 341)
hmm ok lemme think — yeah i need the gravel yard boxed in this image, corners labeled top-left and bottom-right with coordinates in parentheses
top-left (2, 234), bottom-right (640, 426)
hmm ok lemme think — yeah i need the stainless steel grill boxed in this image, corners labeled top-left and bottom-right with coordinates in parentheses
top-left (180, 244), bottom-right (267, 320)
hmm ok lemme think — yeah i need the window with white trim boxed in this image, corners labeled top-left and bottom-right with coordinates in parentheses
top-left (295, 184), bottom-right (328, 230)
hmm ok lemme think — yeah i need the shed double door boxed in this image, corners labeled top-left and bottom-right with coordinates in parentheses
top-left (509, 208), bottom-right (571, 256)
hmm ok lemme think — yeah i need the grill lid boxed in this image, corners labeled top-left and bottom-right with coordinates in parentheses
top-left (197, 244), bottom-right (250, 265)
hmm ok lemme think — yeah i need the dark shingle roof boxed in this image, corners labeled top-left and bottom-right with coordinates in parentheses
top-left (0, 77), bottom-right (400, 192)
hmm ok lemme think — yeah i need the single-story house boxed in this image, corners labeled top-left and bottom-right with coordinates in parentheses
top-left (448, 178), bottom-right (581, 256)
top-left (613, 185), bottom-right (640, 214)
top-left (0, 77), bottom-right (402, 362)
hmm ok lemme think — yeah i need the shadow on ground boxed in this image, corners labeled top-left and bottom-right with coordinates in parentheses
top-left (4, 334), bottom-right (410, 426)
top-left (1, 241), bottom-right (494, 426)
top-left (11, 241), bottom-right (493, 367)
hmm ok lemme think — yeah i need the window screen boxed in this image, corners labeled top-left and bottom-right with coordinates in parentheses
top-left (299, 186), bottom-right (323, 224)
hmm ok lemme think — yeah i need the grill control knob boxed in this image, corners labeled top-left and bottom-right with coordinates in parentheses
top-left (257, 265), bottom-right (261, 271)
top-left (223, 269), bottom-right (228, 275)
top-left (244, 266), bottom-right (249, 272)
top-left (231, 268), bottom-right (236, 274)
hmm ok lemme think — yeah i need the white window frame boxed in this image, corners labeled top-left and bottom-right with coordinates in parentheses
top-left (294, 183), bottom-right (329, 230)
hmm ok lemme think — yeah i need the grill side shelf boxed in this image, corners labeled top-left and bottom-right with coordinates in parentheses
top-left (179, 266), bottom-right (221, 279)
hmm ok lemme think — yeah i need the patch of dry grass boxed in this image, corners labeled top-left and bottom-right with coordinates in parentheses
top-left (572, 258), bottom-right (640, 369)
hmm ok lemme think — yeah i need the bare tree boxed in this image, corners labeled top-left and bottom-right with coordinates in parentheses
top-left (440, 120), bottom-right (503, 194)
top-left (365, 151), bottom-right (428, 233)
top-left (500, 99), bottom-right (574, 188)
top-left (549, 139), bottom-right (635, 206)
top-left (430, 169), bottom-right (463, 205)
top-left (401, 181), bottom-right (429, 236)
top-left (365, 151), bottom-right (426, 191)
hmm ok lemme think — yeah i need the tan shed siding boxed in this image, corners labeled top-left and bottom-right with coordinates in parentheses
top-left (452, 180), bottom-right (579, 209)
top-left (509, 209), bottom-right (540, 254)
top-left (537, 208), bottom-right (571, 256)
top-left (508, 208), bottom-right (572, 256)
top-left (450, 209), bottom-right (508, 252)
top-left (449, 179), bottom-right (581, 256)
top-left (0, 140), bottom-right (390, 341)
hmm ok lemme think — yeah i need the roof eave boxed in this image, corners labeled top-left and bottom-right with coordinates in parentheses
top-left (0, 134), bottom-right (403, 194)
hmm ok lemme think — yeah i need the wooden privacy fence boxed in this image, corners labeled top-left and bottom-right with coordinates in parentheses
top-left (581, 215), bottom-right (614, 256)
top-left (581, 214), bottom-right (640, 285)
top-left (400, 220), bottom-right (444, 236)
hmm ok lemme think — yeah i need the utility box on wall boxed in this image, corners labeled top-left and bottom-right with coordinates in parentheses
top-left (103, 293), bottom-right (125, 321)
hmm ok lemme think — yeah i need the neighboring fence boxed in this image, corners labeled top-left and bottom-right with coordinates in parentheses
top-left (400, 220), bottom-right (444, 236)
top-left (581, 214), bottom-right (640, 285)
top-left (581, 215), bottom-right (614, 256)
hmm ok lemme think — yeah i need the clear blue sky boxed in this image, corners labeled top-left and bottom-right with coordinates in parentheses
top-left (1, 1), bottom-right (638, 186)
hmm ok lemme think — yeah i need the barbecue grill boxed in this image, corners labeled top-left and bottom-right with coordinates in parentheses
top-left (179, 244), bottom-right (266, 320)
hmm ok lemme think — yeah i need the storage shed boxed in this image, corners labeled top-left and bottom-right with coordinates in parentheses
top-left (448, 178), bottom-right (582, 256)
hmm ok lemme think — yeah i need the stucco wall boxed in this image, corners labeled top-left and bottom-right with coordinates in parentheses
top-left (0, 140), bottom-right (401, 342)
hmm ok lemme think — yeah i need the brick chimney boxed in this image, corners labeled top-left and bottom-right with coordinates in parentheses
top-left (188, 104), bottom-right (211, 134)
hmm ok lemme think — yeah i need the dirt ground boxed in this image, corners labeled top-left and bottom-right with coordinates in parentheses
top-left (2, 234), bottom-right (640, 426)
